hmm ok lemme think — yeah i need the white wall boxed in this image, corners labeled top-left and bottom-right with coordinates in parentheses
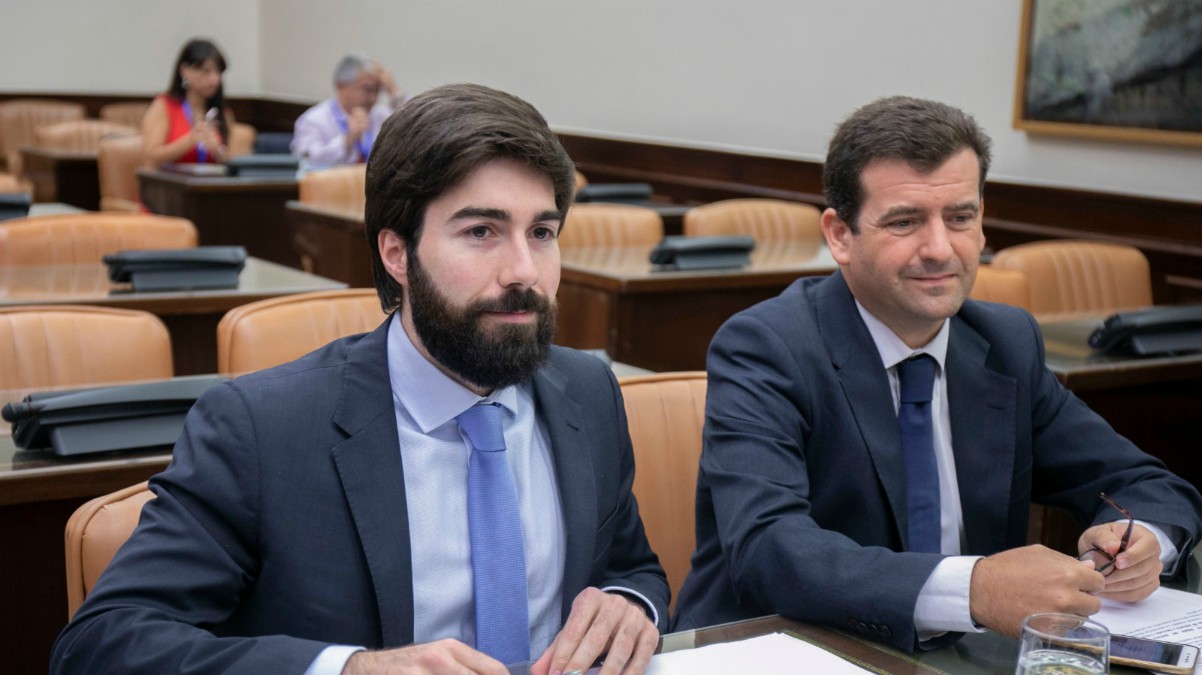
top-left (0, 0), bottom-right (261, 96)
top-left (4, 0), bottom-right (1199, 204)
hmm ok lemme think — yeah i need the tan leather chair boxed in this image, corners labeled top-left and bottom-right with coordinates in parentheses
top-left (298, 165), bottom-right (367, 213)
top-left (0, 99), bottom-right (86, 175)
top-left (98, 100), bottom-right (151, 128)
top-left (970, 265), bottom-right (1032, 312)
top-left (217, 289), bottom-right (385, 375)
top-left (228, 122), bottom-right (256, 157)
top-left (33, 119), bottom-right (137, 154)
top-left (560, 203), bottom-right (664, 248)
top-left (574, 169), bottom-right (588, 192)
top-left (64, 481), bottom-right (155, 618)
top-left (0, 306), bottom-right (173, 389)
top-left (98, 132), bottom-right (144, 212)
top-left (0, 212), bottom-right (197, 265)
top-left (618, 372), bottom-right (707, 609)
top-left (0, 171), bottom-right (33, 195)
top-left (683, 198), bottom-right (822, 242)
top-left (991, 240), bottom-right (1153, 318)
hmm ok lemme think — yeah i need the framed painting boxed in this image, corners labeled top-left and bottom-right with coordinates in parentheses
top-left (1013, 0), bottom-right (1202, 147)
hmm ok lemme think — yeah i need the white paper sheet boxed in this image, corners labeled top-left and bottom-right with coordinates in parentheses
top-left (633, 632), bottom-right (876, 675)
top-left (1095, 587), bottom-right (1202, 673)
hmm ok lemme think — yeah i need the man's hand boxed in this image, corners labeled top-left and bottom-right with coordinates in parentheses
top-left (342, 638), bottom-right (507, 674)
top-left (969, 545), bottom-right (1105, 638)
top-left (345, 107), bottom-right (371, 145)
top-left (1079, 522), bottom-right (1163, 602)
top-left (531, 587), bottom-right (658, 675)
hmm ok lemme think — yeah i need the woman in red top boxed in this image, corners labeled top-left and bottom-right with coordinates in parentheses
top-left (141, 38), bottom-right (235, 167)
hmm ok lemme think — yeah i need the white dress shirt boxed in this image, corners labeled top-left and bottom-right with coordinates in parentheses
top-left (854, 303), bottom-right (1178, 641)
top-left (291, 97), bottom-right (396, 167)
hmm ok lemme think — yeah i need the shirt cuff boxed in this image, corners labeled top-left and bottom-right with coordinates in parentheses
top-left (600, 585), bottom-right (660, 629)
top-left (304, 645), bottom-right (365, 675)
top-left (1131, 519), bottom-right (1180, 568)
top-left (914, 555), bottom-right (986, 641)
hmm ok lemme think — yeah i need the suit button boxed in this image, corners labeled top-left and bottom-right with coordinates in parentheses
top-left (847, 619), bottom-right (859, 630)
top-left (880, 625), bottom-right (893, 639)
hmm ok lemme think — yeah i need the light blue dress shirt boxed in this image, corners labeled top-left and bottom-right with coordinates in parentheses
top-left (308, 315), bottom-right (656, 674)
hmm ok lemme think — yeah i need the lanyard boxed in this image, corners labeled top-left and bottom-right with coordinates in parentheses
top-left (181, 103), bottom-right (208, 163)
top-left (329, 100), bottom-right (373, 161)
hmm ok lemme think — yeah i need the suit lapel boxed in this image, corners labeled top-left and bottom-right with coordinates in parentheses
top-left (330, 319), bottom-right (415, 647)
top-left (815, 273), bottom-right (910, 545)
top-left (531, 356), bottom-right (594, 623)
top-left (946, 316), bottom-right (1017, 555)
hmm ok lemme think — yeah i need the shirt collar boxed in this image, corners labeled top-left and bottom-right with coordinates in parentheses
top-left (854, 300), bottom-right (951, 372)
top-left (385, 312), bottom-right (519, 433)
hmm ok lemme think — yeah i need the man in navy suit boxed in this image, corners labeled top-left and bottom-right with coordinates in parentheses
top-left (673, 96), bottom-right (1202, 650)
top-left (53, 84), bottom-right (667, 675)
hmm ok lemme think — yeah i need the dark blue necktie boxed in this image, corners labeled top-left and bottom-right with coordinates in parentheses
top-left (897, 355), bottom-right (942, 554)
top-left (457, 403), bottom-right (529, 664)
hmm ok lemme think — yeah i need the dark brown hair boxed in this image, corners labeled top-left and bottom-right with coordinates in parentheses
top-left (166, 38), bottom-right (229, 143)
top-left (823, 96), bottom-right (992, 233)
top-left (364, 83), bottom-right (575, 312)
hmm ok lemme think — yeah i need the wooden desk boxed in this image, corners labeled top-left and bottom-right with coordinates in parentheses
top-left (20, 147), bottom-right (100, 211)
top-left (668, 609), bottom-right (1187, 674)
top-left (285, 200), bottom-right (373, 288)
top-left (1039, 313), bottom-right (1202, 491)
top-left (556, 243), bottom-right (837, 372)
top-left (138, 168), bottom-right (300, 268)
top-left (0, 258), bottom-right (345, 375)
top-left (0, 432), bottom-right (170, 675)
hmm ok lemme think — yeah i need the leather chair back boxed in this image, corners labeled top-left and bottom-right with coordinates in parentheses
top-left (64, 481), bottom-right (155, 618)
top-left (98, 100), bottom-right (151, 128)
top-left (298, 165), bottom-right (367, 213)
top-left (97, 133), bottom-right (144, 212)
top-left (574, 170), bottom-right (588, 193)
top-left (228, 122), bottom-right (256, 157)
top-left (618, 372), bottom-right (707, 609)
top-left (991, 240), bottom-right (1153, 317)
top-left (0, 171), bottom-right (33, 195)
top-left (0, 306), bottom-right (173, 389)
top-left (684, 198), bottom-right (822, 242)
top-left (217, 289), bottom-right (385, 375)
top-left (0, 212), bottom-right (198, 265)
top-left (33, 119), bottom-right (137, 153)
top-left (560, 203), bottom-right (664, 248)
top-left (969, 265), bottom-right (1032, 312)
top-left (0, 99), bottom-right (86, 175)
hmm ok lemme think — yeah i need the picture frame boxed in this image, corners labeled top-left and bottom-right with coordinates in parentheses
top-left (1013, 0), bottom-right (1202, 148)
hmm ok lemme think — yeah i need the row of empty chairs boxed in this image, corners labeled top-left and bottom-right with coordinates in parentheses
top-left (0, 97), bottom-right (258, 214)
top-left (0, 212), bottom-right (197, 265)
top-left (0, 288), bottom-right (384, 390)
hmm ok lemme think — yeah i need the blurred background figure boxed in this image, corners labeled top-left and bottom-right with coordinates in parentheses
top-left (141, 38), bottom-right (235, 168)
top-left (291, 53), bottom-right (403, 169)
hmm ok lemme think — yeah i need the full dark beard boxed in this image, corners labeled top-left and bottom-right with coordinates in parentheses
top-left (407, 250), bottom-right (556, 391)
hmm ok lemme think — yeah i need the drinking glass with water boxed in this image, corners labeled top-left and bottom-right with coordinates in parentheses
top-left (1015, 613), bottom-right (1109, 674)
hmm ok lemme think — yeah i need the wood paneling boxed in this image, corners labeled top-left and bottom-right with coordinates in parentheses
top-left (559, 132), bottom-right (1202, 306)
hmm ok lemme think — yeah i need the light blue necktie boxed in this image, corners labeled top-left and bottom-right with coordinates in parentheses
top-left (457, 403), bottom-right (530, 664)
top-left (897, 355), bottom-right (942, 554)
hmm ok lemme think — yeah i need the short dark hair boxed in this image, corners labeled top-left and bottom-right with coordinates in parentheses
top-left (823, 96), bottom-right (992, 233)
top-left (364, 83), bottom-right (575, 313)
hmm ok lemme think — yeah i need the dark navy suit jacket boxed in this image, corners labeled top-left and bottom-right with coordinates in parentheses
top-left (673, 271), bottom-right (1201, 650)
top-left (53, 318), bottom-right (668, 673)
